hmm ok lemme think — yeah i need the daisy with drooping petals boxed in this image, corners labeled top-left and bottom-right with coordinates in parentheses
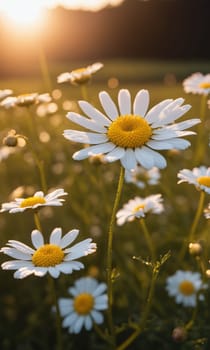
top-left (64, 89), bottom-right (200, 171)
top-left (166, 270), bottom-right (205, 307)
top-left (0, 189), bottom-right (67, 213)
top-left (57, 62), bottom-right (103, 86)
top-left (0, 93), bottom-right (52, 109)
top-left (0, 228), bottom-right (96, 279)
top-left (177, 166), bottom-right (210, 194)
top-left (183, 73), bottom-right (210, 95)
top-left (116, 194), bottom-right (164, 226)
top-left (125, 166), bottom-right (161, 189)
top-left (58, 277), bottom-right (108, 334)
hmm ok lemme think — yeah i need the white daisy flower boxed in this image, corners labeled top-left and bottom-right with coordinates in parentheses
top-left (166, 270), bottom-right (205, 307)
top-left (0, 228), bottom-right (97, 279)
top-left (116, 194), bottom-right (164, 226)
top-left (125, 166), bottom-right (161, 189)
top-left (0, 93), bottom-right (51, 109)
top-left (0, 189), bottom-right (67, 213)
top-left (0, 89), bottom-right (13, 101)
top-left (58, 277), bottom-right (108, 334)
top-left (177, 166), bottom-right (210, 194)
top-left (183, 73), bottom-right (210, 95)
top-left (64, 89), bottom-right (200, 171)
top-left (57, 62), bottom-right (103, 86)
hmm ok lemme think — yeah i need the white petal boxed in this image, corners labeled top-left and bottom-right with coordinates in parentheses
top-left (120, 149), bottom-right (137, 170)
top-left (84, 315), bottom-right (93, 330)
top-left (133, 89), bottom-right (149, 117)
top-left (67, 112), bottom-right (107, 133)
top-left (134, 147), bottom-right (155, 169)
top-left (50, 228), bottom-right (62, 245)
top-left (99, 91), bottom-right (119, 120)
top-left (118, 89), bottom-right (131, 115)
top-left (145, 99), bottom-right (173, 124)
top-left (49, 266), bottom-right (60, 278)
top-left (0, 248), bottom-right (31, 260)
top-left (93, 283), bottom-right (107, 297)
top-left (62, 312), bottom-right (78, 328)
top-left (90, 310), bottom-right (103, 324)
top-left (104, 147), bottom-right (125, 162)
top-left (14, 268), bottom-right (34, 279)
top-left (63, 130), bottom-right (107, 144)
top-left (78, 101), bottom-right (110, 126)
top-left (61, 229), bottom-right (79, 248)
top-left (31, 230), bottom-right (44, 249)
top-left (6, 240), bottom-right (35, 254)
top-left (74, 316), bottom-right (85, 333)
top-left (1, 260), bottom-right (33, 270)
top-left (73, 143), bottom-right (115, 160)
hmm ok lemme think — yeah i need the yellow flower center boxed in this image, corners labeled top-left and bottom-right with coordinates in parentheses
top-left (73, 293), bottom-right (94, 315)
top-left (179, 280), bottom-right (195, 296)
top-left (20, 196), bottom-right (46, 208)
top-left (133, 204), bottom-right (145, 213)
top-left (197, 176), bottom-right (210, 187)
top-left (72, 67), bottom-right (91, 84)
top-left (107, 115), bottom-right (152, 148)
top-left (32, 244), bottom-right (64, 267)
top-left (199, 82), bottom-right (210, 89)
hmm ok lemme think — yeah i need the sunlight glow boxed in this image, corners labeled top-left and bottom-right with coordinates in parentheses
top-left (0, 0), bottom-right (125, 18)
top-left (0, 0), bottom-right (44, 26)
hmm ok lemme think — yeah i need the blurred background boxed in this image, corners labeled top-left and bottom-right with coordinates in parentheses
top-left (0, 0), bottom-right (209, 79)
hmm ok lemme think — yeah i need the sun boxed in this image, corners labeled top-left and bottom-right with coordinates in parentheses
top-left (0, 0), bottom-right (44, 27)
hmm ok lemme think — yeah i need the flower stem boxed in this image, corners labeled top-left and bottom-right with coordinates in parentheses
top-left (179, 190), bottom-right (205, 261)
top-left (195, 94), bottom-right (207, 165)
top-left (80, 84), bottom-right (88, 100)
top-left (139, 218), bottom-right (156, 262)
top-left (48, 276), bottom-right (63, 350)
top-left (38, 45), bottom-right (52, 92)
top-left (117, 265), bottom-right (158, 350)
top-left (107, 166), bottom-right (125, 347)
top-left (34, 211), bottom-right (42, 231)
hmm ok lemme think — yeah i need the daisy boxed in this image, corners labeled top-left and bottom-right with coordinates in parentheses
top-left (0, 188), bottom-right (67, 213)
top-left (166, 270), bottom-right (205, 307)
top-left (57, 62), bottom-right (103, 86)
top-left (0, 93), bottom-right (51, 109)
top-left (183, 73), bottom-right (210, 95)
top-left (125, 166), bottom-right (161, 189)
top-left (177, 166), bottom-right (210, 194)
top-left (116, 194), bottom-right (164, 226)
top-left (0, 228), bottom-right (96, 279)
top-left (58, 277), bottom-right (108, 334)
top-left (63, 89), bottom-right (200, 171)
top-left (0, 89), bottom-right (13, 101)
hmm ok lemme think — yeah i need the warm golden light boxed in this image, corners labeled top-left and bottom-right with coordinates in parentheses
top-left (0, 0), bottom-right (44, 27)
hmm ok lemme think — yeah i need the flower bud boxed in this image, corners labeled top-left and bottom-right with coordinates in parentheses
top-left (189, 242), bottom-right (202, 256)
top-left (172, 327), bottom-right (187, 343)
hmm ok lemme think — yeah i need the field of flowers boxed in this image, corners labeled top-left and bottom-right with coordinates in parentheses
top-left (0, 60), bottom-right (210, 350)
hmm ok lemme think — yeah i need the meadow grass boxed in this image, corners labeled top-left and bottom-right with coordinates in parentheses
top-left (0, 60), bottom-right (210, 349)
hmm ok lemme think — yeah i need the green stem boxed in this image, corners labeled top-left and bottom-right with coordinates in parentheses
top-left (194, 94), bottom-right (207, 164)
top-left (139, 219), bottom-right (156, 262)
top-left (179, 190), bottom-right (205, 261)
top-left (117, 267), bottom-right (158, 350)
top-left (38, 45), bottom-right (52, 92)
top-left (48, 276), bottom-right (62, 350)
top-left (34, 211), bottom-right (42, 231)
top-left (184, 302), bottom-right (198, 331)
top-left (80, 84), bottom-right (88, 100)
top-left (107, 166), bottom-right (125, 348)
